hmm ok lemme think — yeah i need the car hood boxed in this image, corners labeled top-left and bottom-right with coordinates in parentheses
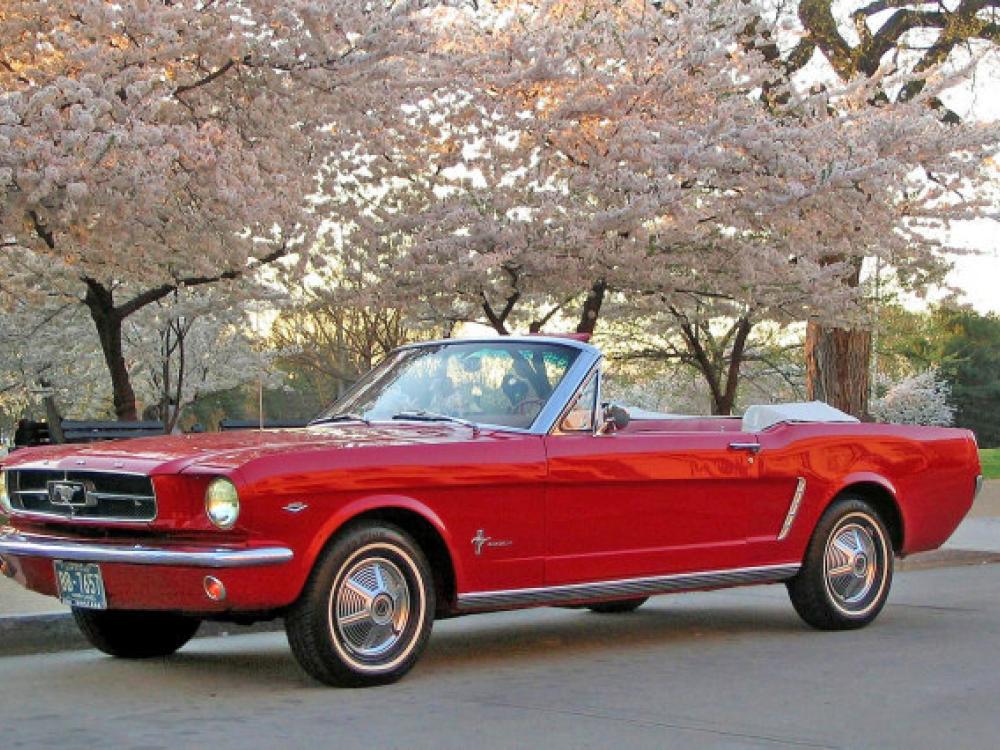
top-left (1, 423), bottom-right (498, 475)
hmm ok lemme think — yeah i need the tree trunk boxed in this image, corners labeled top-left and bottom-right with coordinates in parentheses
top-left (84, 282), bottom-right (139, 421)
top-left (805, 321), bottom-right (871, 419)
top-left (576, 280), bottom-right (607, 335)
top-left (715, 317), bottom-right (753, 416)
top-left (675, 315), bottom-right (753, 416)
top-left (38, 381), bottom-right (66, 443)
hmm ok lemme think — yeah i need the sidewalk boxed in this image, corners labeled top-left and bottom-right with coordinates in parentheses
top-left (3, 482), bottom-right (999, 654)
top-left (941, 478), bottom-right (1000, 552)
top-left (0, 574), bottom-right (67, 616)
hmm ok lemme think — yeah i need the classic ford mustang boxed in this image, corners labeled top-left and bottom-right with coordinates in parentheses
top-left (0, 336), bottom-right (983, 686)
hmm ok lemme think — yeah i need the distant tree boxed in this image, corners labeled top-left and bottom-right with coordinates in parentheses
top-left (876, 304), bottom-right (1000, 444)
top-left (124, 289), bottom-right (279, 433)
top-left (935, 308), bottom-right (1000, 445)
top-left (267, 262), bottom-right (444, 408)
top-left (604, 316), bottom-right (805, 415)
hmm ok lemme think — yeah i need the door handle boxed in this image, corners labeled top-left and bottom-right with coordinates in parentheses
top-left (728, 442), bottom-right (762, 454)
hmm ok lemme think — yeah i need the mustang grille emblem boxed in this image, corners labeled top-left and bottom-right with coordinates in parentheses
top-left (47, 480), bottom-right (94, 508)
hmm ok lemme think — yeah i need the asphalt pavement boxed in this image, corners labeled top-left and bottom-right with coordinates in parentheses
top-left (0, 563), bottom-right (998, 749)
top-left (1, 482), bottom-right (998, 748)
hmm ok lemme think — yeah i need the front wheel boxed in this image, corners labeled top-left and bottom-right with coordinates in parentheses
top-left (286, 523), bottom-right (435, 687)
top-left (73, 609), bottom-right (201, 658)
top-left (787, 496), bottom-right (893, 630)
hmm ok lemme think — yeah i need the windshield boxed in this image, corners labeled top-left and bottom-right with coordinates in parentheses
top-left (314, 341), bottom-right (582, 430)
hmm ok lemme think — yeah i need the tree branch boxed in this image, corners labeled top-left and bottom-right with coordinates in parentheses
top-left (174, 58), bottom-right (239, 97)
top-left (116, 242), bottom-right (289, 319)
top-left (29, 211), bottom-right (55, 249)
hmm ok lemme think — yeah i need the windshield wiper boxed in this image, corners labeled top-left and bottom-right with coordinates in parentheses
top-left (391, 410), bottom-right (480, 437)
top-left (309, 413), bottom-right (371, 426)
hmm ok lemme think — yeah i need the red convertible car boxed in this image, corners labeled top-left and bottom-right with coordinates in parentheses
top-left (0, 336), bottom-right (982, 686)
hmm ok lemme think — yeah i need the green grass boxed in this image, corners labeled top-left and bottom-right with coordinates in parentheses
top-left (980, 448), bottom-right (1000, 480)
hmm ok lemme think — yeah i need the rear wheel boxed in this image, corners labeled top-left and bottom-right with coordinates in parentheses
top-left (286, 522), bottom-right (435, 687)
top-left (787, 496), bottom-right (893, 630)
top-left (587, 597), bottom-right (649, 614)
top-left (73, 608), bottom-right (201, 658)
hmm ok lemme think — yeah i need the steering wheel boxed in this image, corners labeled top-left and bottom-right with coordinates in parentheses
top-left (515, 398), bottom-right (546, 415)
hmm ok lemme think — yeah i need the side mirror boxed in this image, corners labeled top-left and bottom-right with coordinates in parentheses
top-left (599, 404), bottom-right (630, 433)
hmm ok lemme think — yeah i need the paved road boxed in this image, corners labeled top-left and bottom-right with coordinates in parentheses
top-left (1, 564), bottom-right (998, 750)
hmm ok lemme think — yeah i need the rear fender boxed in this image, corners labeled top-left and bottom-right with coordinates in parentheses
top-left (823, 472), bottom-right (905, 551)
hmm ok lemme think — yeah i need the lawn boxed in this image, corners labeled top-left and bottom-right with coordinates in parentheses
top-left (980, 448), bottom-right (1000, 480)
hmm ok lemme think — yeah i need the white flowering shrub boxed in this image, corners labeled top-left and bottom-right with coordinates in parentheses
top-left (871, 369), bottom-right (955, 427)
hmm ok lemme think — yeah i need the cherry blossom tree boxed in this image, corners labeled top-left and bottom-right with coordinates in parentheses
top-left (343, 0), bottom-right (996, 415)
top-left (758, 0), bottom-right (1000, 416)
top-left (0, 0), bottom-right (439, 420)
top-left (0, 299), bottom-right (108, 436)
top-left (4, 0), bottom-right (996, 423)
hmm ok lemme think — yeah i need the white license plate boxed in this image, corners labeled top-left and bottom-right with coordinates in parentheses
top-left (53, 560), bottom-right (107, 610)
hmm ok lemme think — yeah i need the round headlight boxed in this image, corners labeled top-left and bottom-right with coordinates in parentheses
top-left (205, 478), bottom-right (240, 530)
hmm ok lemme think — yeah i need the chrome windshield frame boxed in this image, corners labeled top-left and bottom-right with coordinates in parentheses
top-left (311, 336), bottom-right (602, 436)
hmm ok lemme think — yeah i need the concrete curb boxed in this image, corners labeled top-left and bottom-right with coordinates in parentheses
top-left (897, 548), bottom-right (1000, 571)
top-left (0, 612), bottom-right (285, 657)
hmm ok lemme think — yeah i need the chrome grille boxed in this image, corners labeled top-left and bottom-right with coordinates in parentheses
top-left (7, 469), bottom-right (156, 522)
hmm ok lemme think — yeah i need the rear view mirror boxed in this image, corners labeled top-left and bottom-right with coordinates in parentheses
top-left (600, 404), bottom-right (630, 433)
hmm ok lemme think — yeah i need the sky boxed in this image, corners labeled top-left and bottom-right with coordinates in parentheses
top-left (940, 50), bottom-right (1000, 315)
top-left (949, 246), bottom-right (1000, 314)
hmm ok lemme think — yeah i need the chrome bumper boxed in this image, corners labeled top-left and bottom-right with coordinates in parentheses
top-left (0, 527), bottom-right (293, 569)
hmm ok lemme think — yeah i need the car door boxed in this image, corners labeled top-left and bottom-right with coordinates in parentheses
top-left (543, 380), bottom-right (761, 586)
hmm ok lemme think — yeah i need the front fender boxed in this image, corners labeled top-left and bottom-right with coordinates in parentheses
top-left (301, 493), bottom-right (465, 595)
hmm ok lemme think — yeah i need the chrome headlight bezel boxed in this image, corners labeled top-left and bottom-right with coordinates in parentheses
top-left (205, 477), bottom-right (240, 530)
top-left (0, 470), bottom-right (11, 515)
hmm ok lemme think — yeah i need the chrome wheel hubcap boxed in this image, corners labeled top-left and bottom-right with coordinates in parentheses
top-left (824, 520), bottom-right (881, 608)
top-left (334, 557), bottom-right (411, 658)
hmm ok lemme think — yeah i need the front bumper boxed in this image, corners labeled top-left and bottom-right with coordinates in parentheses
top-left (0, 527), bottom-right (292, 568)
top-left (0, 526), bottom-right (298, 614)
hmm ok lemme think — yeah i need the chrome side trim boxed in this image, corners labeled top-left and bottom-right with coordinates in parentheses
top-left (777, 477), bottom-right (808, 541)
top-left (0, 528), bottom-right (293, 568)
top-left (455, 563), bottom-right (801, 612)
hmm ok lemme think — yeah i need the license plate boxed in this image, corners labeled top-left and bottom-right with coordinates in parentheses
top-left (53, 561), bottom-right (107, 610)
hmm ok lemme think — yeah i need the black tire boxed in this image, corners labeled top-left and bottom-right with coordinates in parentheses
top-left (286, 522), bottom-right (435, 687)
top-left (587, 597), bottom-right (649, 614)
top-left (787, 496), bottom-right (894, 630)
top-left (72, 608), bottom-right (201, 658)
